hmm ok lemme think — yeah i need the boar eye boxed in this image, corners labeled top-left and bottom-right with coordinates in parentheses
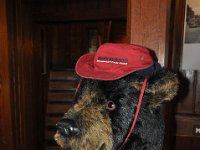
top-left (106, 101), bottom-right (116, 111)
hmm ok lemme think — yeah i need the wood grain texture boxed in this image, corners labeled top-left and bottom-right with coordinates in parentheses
top-left (127, 1), bottom-right (173, 149)
top-left (7, 0), bottom-right (39, 149)
top-left (32, 0), bottom-right (127, 22)
top-left (177, 71), bottom-right (200, 115)
top-left (171, 115), bottom-right (200, 137)
top-left (173, 136), bottom-right (200, 150)
top-left (170, 0), bottom-right (186, 70)
top-left (128, 0), bottom-right (171, 65)
top-left (0, 0), bottom-right (14, 149)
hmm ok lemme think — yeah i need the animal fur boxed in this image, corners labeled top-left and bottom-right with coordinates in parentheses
top-left (54, 69), bottom-right (178, 150)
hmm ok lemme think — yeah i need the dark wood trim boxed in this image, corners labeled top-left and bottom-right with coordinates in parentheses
top-left (0, 0), bottom-right (14, 149)
top-left (128, 0), bottom-right (171, 66)
top-left (170, 0), bottom-right (186, 71)
top-left (126, 0), bottom-right (131, 43)
top-left (6, 0), bottom-right (40, 149)
top-left (31, 0), bottom-right (127, 23)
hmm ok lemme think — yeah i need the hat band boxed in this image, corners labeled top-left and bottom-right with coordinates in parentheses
top-left (96, 56), bottom-right (128, 65)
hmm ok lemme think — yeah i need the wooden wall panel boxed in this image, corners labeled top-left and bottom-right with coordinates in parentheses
top-left (175, 70), bottom-right (195, 114)
top-left (174, 70), bottom-right (200, 115)
top-left (0, 0), bottom-right (14, 149)
top-left (127, 0), bottom-right (172, 149)
top-left (171, 70), bottom-right (200, 146)
top-left (6, 0), bottom-right (40, 149)
top-left (174, 137), bottom-right (200, 150)
top-left (170, 0), bottom-right (186, 71)
top-left (171, 115), bottom-right (200, 137)
top-left (32, 0), bottom-right (127, 22)
top-left (128, 0), bottom-right (171, 65)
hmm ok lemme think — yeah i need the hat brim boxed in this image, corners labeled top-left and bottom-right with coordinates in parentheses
top-left (75, 53), bottom-right (154, 81)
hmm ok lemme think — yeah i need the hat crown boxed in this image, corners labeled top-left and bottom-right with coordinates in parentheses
top-left (75, 43), bottom-right (154, 80)
top-left (94, 43), bottom-right (152, 71)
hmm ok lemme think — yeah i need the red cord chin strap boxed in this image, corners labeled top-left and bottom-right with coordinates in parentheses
top-left (118, 76), bottom-right (149, 150)
top-left (74, 80), bottom-right (82, 97)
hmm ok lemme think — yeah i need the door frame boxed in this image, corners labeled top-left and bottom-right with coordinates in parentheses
top-left (0, 0), bottom-right (14, 149)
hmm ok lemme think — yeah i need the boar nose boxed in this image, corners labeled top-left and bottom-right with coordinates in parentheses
top-left (56, 119), bottom-right (79, 137)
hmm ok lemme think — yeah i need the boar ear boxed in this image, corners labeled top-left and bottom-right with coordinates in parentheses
top-left (130, 69), bottom-right (179, 110)
top-left (146, 69), bottom-right (179, 110)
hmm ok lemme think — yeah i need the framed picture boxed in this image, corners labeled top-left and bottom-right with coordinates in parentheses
top-left (182, 0), bottom-right (200, 69)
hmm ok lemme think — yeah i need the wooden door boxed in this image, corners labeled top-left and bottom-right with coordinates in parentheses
top-left (168, 0), bottom-right (200, 149)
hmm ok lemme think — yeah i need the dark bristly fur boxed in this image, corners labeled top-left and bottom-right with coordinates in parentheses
top-left (54, 69), bottom-right (178, 150)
